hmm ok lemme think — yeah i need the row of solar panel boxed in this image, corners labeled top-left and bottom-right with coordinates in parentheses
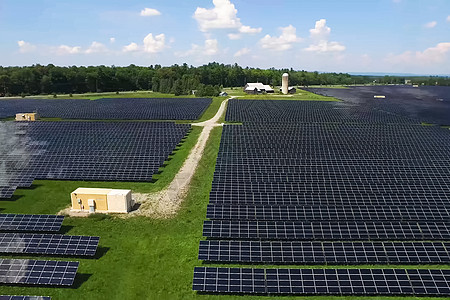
top-left (0, 214), bottom-right (64, 232)
top-left (193, 267), bottom-right (450, 296)
top-left (210, 183), bottom-right (450, 194)
top-left (0, 296), bottom-right (50, 300)
top-left (209, 193), bottom-right (450, 206)
top-left (203, 220), bottom-right (450, 240)
top-left (0, 259), bottom-right (78, 286)
top-left (206, 204), bottom-right (450, 221)
top-left (199, 240), bottom-right (450, 264)
top-left (0, 233), bottom-right (99, 256)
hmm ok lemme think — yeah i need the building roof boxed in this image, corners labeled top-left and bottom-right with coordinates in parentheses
top-left (245, 83), bottom-right (274, 92)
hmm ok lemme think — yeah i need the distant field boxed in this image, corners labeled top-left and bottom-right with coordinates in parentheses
top-left (223, 87), bottom-right (339, 101)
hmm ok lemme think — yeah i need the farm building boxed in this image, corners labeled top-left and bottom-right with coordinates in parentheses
top-left (279, 86), bottom-right (297, 94)
top-left (71, 188), bottom-right (133, 213)
top-left (15, 113), bottom-right (38, 121)
top-left (244, 83), bottom-right (274, 94)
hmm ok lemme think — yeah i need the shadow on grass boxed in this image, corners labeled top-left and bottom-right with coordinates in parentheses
top-left (93, 246), bottom-right (110, 260)
top-left (1, 195), bottom-right (23, 202)
top-left (70, 273), bottom-right (93, 289)
top-left (58, 225), bottom-right (75, 234)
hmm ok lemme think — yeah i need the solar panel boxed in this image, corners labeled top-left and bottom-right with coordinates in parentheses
top-left (0, 187), bottom-right (16, 199)
top-left (203, 220), bottom-right (450, 240)
top-left (0, 214), bottom-right (64, 232)
top-left (0, 296), bottom-right (51, 300)
top-left (193, 267), bottom-right (450, 296)
top-left (0, 233), bottom-right (99, 256)
top-left (0, 259), bottom-right (79, 286)
top-left (198, 240), bottom-right (450, 264)
top-left (206, 204), bottom-right (450, 221)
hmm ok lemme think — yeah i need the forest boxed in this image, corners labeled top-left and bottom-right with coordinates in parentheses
top-left (0, 62), bottom-right (449, 97)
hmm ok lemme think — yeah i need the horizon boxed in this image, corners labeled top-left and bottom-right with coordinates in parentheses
top-left (1, 0), bottom-right (449, 75)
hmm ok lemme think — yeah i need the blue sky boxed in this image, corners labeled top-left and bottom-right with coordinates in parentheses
top-left (1, 0), bottom-right (449, 74)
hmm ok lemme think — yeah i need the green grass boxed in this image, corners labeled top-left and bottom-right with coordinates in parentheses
top-left (24, 91), bottom-right (197, 101)
top-left (189, 97), bottom-right (226, 123)
top-left (222, 88), bottom-right (339, 101)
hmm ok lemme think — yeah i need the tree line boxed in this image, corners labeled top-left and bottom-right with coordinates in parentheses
top-left (0, 63), bottom-right (449, 97)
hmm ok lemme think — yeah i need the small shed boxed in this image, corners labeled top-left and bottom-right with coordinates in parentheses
top-left (15, 113), bottom-right (38, 121)
top-left (71, 188), bottom-right (133, 213)
top-left (219, 91), bottom-right (228, 97)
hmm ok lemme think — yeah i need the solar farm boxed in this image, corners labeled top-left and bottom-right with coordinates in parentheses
top-left (194, 87), bottom-right (450, 297)
top-left (0, 87), bottom-right (449, 299)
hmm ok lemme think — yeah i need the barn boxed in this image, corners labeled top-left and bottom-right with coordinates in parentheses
top-left (244, 83), bottom-right (274, 94)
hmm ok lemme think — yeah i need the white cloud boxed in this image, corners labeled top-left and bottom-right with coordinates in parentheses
top-left (110, 37), bottom-right (116, 43)
top-left (85, 41), bottom-right (108, 54)
top-left (227, 33), bottom-right (241, 40)
top-left (123, 42), bottom-right (139, 53)
top-left (386, 42), bottom-right (450, 65)
top-left (17, 41), bottom-right (36, 53)
top-left (193, 0), bottom-right (261, 35)
top-left (424, 21), bottom-right (437, 29)
top-left (305, 19), bottom-right (346, 53)
top-left (140, 8), bottom-right (161, 17)
top-left (143, 33), bottom-right (166, 53)
top-left (234, 47), bottom-right (250, 57)
top-left (310, 19), bottom-right (331, 40)
top-left (55, 45), bottom-right (81, 55)
top-left (305, 40), bottom-right (346, 53)
top-left (239, 25), bottom-right (262, 34)
top-left (447, 15), bottom-right (450, 22)
top-left (260, 25), bottom-right (302, 51)
top-left (204, 39), bottom-right (219, 55)
top-left (176, 39), bottom-right (219, 57)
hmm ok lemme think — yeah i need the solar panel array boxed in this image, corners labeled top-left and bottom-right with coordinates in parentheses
top-left (0, 98), bottom-right (211, 120)
top-left (0, 215), bottom-right (64, 232)
top-left (195, 98), bottom-right (450, 296)
top-left (199, 241), bottom-right (450, 264)
top-left (225, 100), bottom-right (418, 124)
top-left (0, 121), bottom-right (190, 198)
top-left (193, 267), bottom-right (450, 296)
top-left (0, 296), bottom-right (51, 300)
top-left (305, 85), bottom-right (450, 126)
top-left (0, 233), bottom-right (99, 256)
top-left (0, 213), bottom-right (99, 297)
top-left (0, 259), bottom-right (78, 286)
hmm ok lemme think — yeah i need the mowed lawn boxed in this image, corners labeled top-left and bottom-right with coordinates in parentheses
top-left (223, 87), bottom-right (339, 101)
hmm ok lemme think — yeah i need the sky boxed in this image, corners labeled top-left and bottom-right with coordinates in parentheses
top-left (0, 0), bottom-right (449, 74)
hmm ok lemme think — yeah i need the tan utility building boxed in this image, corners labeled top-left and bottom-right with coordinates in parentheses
top-left (71, 188), bottom-right (133, 213)
top-left (15, 113), bottom-right (38, 121)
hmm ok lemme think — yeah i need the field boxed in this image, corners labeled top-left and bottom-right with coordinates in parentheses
top-left (222, 87), bottom-right (339, 101)
top-left (1, 89), bottom-right (450, 299)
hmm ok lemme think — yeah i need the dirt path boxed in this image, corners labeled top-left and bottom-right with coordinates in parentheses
top-left (132, 97), bottom-right (231, 218)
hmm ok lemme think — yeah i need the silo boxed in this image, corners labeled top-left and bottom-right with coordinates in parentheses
top-left (282, 73), bottom-right (289, 95)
